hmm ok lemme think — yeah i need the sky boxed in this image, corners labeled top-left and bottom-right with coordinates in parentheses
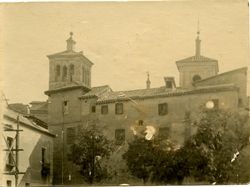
top-left (1, 0), bottom-right (249, 105)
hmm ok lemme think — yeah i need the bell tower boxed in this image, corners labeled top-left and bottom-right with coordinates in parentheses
top-left (176, 30), bottom-right (218, 88)
top-left (47, 32), bottom-right (94, 90)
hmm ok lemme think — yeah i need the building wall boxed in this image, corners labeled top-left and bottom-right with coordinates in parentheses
top-left (81, 89), bottom-right (238, 146)
top-left (48, 89), bottom-right (85, 127)
top-left (193, 68), bottom-right (248, 107)
top-left (177, 61), bottom-right (218, 88)
top-left (47, 88), bottom-right (88, 184)
top-left (2, 117), bottom-right (54, 187)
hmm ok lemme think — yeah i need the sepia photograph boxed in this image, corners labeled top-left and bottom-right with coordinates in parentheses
top-left (1, 0), bottom-right (250, 186)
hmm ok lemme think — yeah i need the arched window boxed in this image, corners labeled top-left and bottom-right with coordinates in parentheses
top-left (84, 69), bottom-right (88, 85)
top-left (55, 65), bottom-right (61, 81)
top-left (63, 66), bottom-right (67, 81)
top-left (56, 65), bottom-right (61, 76)
top-left (70, 64), bottom-right (74, 75)
top-left (82, 67), bottom-right (85, 83)
top-left (88, 70), bottom-right (91, 86)
top-left (193, 74), bottom-right (201, 82)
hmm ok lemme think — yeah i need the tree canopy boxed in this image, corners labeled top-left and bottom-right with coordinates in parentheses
top-left (123, 109), bottom-right (250, 185)
top-left (68, 119), bottom-right (115, 184)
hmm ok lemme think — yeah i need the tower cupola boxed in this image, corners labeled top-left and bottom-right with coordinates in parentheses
top-left (195, 31), bottom-right (201, 56)
top-left (66, 32), bottom-right (76, 51)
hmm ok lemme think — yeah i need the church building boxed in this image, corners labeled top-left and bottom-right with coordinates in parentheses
top-left (44, 31), bottom-right (248, 184)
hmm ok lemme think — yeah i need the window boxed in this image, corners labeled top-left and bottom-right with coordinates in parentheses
top-left (158, 103), bottom-right (168, 116)
top-left (63, 101), bottom-right (69, 115)
top-left (115, 129), bottom-right (125, 145)
top-left (86, 70), bottom-right (89, 86)
top-left (7, 180), bottom-right (12, 187)
top-left (56, 65), bottom-right (61, 76)
top-left (41, 148), bottom-right (45, 166)
top-left (101, 105), bottom-right (108, 115)
top-left (25, 183), bottom-right (30, 187)
top-left (84, 69), bottom-right (87, 85)
top-left (166, 81), bottom-right (172, 88)
top-left (138, 120), bottom-right (143, 126)
top-left (63, 66), bottom-right (67, 81)
top-left (238, 98), bottom-right (242, 107)
top-left (55, 65), bottom-right (61, 81)
top-left (69, 64), bottom-right (74, 75)
top-left (158, 127), bottom-right (170, 139)
top-left (91, 106), bottom-right (96, 113)
top-left (115, 103), bottom-right (123, 115)
top-left (82, 67), bottom-right (85, 83)
top-left (67, 127), bottom-right (76, 145)
top-left (193, 75), bottom-right (201, 82)
top-left (212, 99), bottom-right (219, 109)
top-left (7, 137), bottom-right (13, 165)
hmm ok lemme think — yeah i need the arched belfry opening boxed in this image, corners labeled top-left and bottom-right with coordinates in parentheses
top-left (193, 74), bottom-right (201, 82)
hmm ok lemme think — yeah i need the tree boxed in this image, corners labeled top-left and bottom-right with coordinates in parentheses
top-left (150, 138), bottom-right (190, 185)
top-left (180, 108), bottom-right (250, 184)
top-left (134, 108), bottom-right (249, 185)
top-left (122, 126), bottom-right (179, 185)
top-left (122, 136), bottom-right (155, 185)
top-left (68, 119), bottom-right (115, 184)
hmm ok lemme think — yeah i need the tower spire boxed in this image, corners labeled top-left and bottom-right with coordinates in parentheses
top-left (66, 32), bottom-right (76, 51)
top-left (195, 21), bottom-right (201, 56)
top-left (146, 72), bottom-right (151, 89)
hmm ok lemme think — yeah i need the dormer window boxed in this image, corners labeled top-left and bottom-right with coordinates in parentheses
top-left (166, 81), bottom-right (172, 88)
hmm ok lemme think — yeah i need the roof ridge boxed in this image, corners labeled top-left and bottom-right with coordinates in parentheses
top-left (114, 87), bottom-right (161, 93)
top-left (96, 84), bottom-right (238, 104)
top-left (193, 66), bottom-right (248, 84)
top-left (176, 55), bottom-right (218, 62)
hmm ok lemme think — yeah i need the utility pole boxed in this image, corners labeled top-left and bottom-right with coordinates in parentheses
top-left (3, 115), bottom-right (25, 187)
top-left (92, 136), bottom-right (95, 186)
top-left (15, 116), bottom-right (20, 187)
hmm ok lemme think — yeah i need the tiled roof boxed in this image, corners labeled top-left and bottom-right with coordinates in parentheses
top-left (47, 50), bottom-right (94, 65)
top-left (96, 87), bottom-right (168, 102)
top-left (192, 67), bottom-right (248, 85)
top-left (176, 55), bottom-right (217, 63)
top-left (47, 50), bottom-right (83, 57)
top-left (29, 101), bottom-right (48, 111)
top-left (44, 81), bottom-right (90, 95)
top-left (9, 103), bottom-right (29, 115)
top-left (3, 105), bottom-right (55, 137)
top-left (96, 84), bottom-right (238, 104)
top-left (78, 85), bottom-right (112, 99)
